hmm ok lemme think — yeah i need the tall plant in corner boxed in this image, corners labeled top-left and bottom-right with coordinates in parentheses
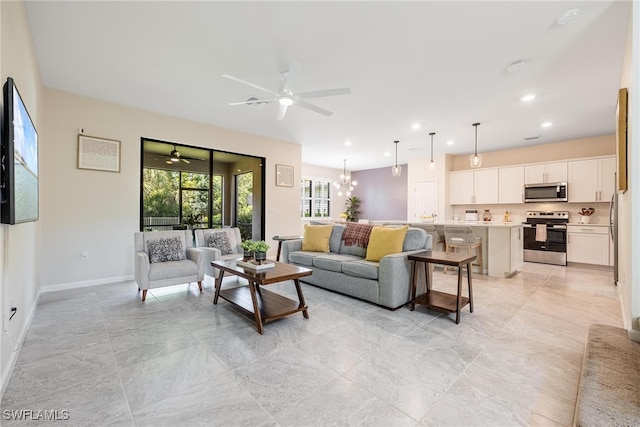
top-left (344, 196), bottom-right (361, 222)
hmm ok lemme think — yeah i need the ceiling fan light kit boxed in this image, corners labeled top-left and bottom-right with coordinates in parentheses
top-left (224, 62), bottom-right (351, 120)
top-left (469, 122), bottom-right (483, 168)
top-left (392, 140), bottom-right (402, 177)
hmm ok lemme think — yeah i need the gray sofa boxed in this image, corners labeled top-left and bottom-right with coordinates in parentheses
top-left (281, 224), bottom-right (432, 309)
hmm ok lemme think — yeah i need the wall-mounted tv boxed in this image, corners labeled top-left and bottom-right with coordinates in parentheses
top-left (1, 77), bottom-right (39, 224)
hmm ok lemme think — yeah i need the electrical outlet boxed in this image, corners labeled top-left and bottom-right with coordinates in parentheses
top-left (81, 251), bottom-right (89, 260)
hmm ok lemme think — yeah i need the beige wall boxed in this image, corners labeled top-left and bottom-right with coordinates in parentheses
top-left (450, 134), bottom-right (615, 171)
top-left (0, 0), bottom-right (43, 395)
top-left (41, 88), bottom-right (302, 289)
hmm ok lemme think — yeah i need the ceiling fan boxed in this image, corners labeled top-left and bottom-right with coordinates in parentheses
top-left (165, 145), bottom-right (190, 165)
top-left (223, 62), bottom-right (351, 120)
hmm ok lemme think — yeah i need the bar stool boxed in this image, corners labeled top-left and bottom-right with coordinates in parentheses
top-left (443, 226), bottom-right (483, 274)
top-left (411, 223), bottom-right (445, 251)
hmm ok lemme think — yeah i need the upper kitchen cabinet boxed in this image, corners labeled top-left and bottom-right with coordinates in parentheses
top-left (499, 166), bottom-right (525, 204)
top-left (568, 156), bottom-right (616, 203)
top-left (450, 169), bottom-right (498, 205)
top-left (524, 161), bottom-right (568, 184)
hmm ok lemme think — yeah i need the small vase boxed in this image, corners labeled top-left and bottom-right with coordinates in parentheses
top-left (581, 215), bottom-right (591, 224)
top-left (482, 209), bottom-right (492, 222)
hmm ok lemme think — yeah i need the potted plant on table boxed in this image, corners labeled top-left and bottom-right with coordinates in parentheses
top-left (241, 240), bottom-right (254, 261)
top-left (344, 196), bottom-right (361, 222)
top-left (250, 240), bottom-right (270, 264)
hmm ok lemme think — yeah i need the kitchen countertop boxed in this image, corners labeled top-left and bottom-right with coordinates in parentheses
top-left (419, 221), bottom-right (523, 228)
top-left (567, 223), bottom-right (609, 227)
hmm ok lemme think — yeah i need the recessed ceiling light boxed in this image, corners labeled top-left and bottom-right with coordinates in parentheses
top-left (556, 8), bottom-right (580, 25)
top-left (411, 123), bottom-right (421, 130)
top-left (541, 122), bottom-right (553, 128)
top-left (344, 140), bottom-right (352, 146)
top-left (521, 94), bottom-right (536, 102)
top-left (384, 152), bottom-right (390, 157)
top-left (446, 140), bottom-right (454, 146)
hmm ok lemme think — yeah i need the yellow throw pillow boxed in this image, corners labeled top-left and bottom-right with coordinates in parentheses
top-left (365, 225), bottom-right (408, 262)
top-left (301, 224), bottom-right (333, 253)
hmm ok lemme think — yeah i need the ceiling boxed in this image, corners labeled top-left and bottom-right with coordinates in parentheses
top-left (24, 1), bottom-right (630, 171)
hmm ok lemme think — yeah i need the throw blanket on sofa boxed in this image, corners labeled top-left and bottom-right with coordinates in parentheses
top-left (342, 223), bottom-right (375, 247)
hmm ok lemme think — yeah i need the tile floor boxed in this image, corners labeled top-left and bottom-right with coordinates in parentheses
top-left (1, 262), bottom-right (622, 426)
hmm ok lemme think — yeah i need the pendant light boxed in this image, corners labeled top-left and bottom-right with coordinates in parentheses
top-left (469, 122), bottom-right (482, 168)
top-left (429, 132), bottom-right (436, 171)
top-left (391, 140), bottom-right (401, 177)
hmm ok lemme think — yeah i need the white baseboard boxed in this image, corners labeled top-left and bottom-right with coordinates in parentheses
top-left (41, 275), bottom-right (134, 293)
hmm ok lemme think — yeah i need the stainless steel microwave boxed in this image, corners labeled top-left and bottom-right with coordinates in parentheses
top-left (524, 182), bottom-right (568, 202)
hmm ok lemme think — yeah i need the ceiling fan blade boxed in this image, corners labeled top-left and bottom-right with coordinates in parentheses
top-left (280, 61), bottom-right (301, 94)
top-left (296, 88), bottom-right (352, 99)
top-left (277, 104), bottom-right (289, 120)
top-left (295, 100), bottom-right (332, 116)
top-left (228, 98), bottom-right (275, 106)
top-left (221, 74), bottom-right (278, 96)
top-left (181, 158), bottom-right (191, 164)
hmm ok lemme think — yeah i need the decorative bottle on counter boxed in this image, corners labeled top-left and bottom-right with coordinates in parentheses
top-left (482, 209), bottom-right (492, 222)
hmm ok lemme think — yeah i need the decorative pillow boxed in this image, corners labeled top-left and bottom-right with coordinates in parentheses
top-left (147, 237), bottom-right (186, 263)
top-left (301, 224), bottom-right (333, 253)
top-left (207, 231), bottom-right (233, 255)
top-left (365, 225), bottom-right (409, 262)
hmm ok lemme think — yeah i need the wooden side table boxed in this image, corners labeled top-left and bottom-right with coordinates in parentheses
top-left (408, 250), bottom-right (475, 324)
top-left (272, 235), bottom-right (303, 261)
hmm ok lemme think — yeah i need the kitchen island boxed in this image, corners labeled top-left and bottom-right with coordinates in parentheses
top-left (376, 221), bottom-right (524, 277)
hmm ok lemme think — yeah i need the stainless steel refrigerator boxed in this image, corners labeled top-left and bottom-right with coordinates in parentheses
top-left (609, 188), bottom-right (619, 285)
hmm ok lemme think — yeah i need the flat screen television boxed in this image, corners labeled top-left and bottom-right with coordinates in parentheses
top-left (1, 77), bottom-right (39, 224)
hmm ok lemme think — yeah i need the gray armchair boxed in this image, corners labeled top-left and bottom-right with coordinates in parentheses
top-left (194, 228), bottom-right (243, 278)
top-left (134, 230), bottom-right (205, 301)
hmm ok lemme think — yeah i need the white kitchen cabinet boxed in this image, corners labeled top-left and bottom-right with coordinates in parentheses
top-left (474, 168), bottom-right (499, 204)
top-left (450, 170), bottom-right (474, 204)
top-left (567, 225), bottom-right (609, 265)
top-left (499, 166), bottom-right (524, 204)
top-left (449, 169), bottom-right (498, 205)
top-left (487, 225), bottom-right (523, 277)
top-left (568, 156), bottom-right (616, 203)
top-left (524, 162), bottom-right (567, 184)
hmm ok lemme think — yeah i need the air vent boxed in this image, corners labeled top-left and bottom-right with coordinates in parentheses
top-left (245, 96), bottom-right (271, 109)
top-left (524, 135), bottom-right (540, 141)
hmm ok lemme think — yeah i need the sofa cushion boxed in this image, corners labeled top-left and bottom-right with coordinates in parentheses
top-left (289, 251), bottom-right (323, 266)
top-left (147, 237), bottom-right (186, 263)
top-left (342, 260), bottom-right (379, 280)
top-left (207, 231), bottom-right (233, 255)
top-left (148, 259), bottom-right (196, 280)
top-left (365, 225), bottom-right (408, 261)
top-left (312, 254), bottom-right (362, 272)
top-left (403, 227), bottom-right (427, 251)
top-left (302, 224), bottom-right (333, 253)
top-left (329, 225), bottom-right (345, 253)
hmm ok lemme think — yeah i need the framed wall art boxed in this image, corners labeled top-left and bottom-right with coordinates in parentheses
top-left (616, 88), bottom-right (628, 193)
top-left (276, 164), bottom-right (294, 187)
top-left (78, 134), bottom-right (121, 172)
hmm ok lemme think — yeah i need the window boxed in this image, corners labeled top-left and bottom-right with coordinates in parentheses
top-left (301, 178), bottom-right (331, 219)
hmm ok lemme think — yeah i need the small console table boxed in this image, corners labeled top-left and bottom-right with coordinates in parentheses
top-left (408, 250), bottom-right (475, 324)
top-left (272, 235), bottom-right (303, 261)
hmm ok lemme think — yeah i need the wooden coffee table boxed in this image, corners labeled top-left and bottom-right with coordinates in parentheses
top-left (408, 250), bottom-right (475, 324)
top-left (211, 259), bottom-right (312, 334)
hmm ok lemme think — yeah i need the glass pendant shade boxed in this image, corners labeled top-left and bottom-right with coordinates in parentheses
top-left (391, 140), bottom-right (401, 177)
top-left (430, 160), bottom-right (436, 171)
top-left (469, 122), bottom-right (482, 168)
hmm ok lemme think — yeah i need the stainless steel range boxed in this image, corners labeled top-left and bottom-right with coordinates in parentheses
top-left (522, 211), bottom-right (569, 266)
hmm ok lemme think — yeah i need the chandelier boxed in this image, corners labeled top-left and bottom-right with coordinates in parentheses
top-left (333, 159), bottom-right (357, 196)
